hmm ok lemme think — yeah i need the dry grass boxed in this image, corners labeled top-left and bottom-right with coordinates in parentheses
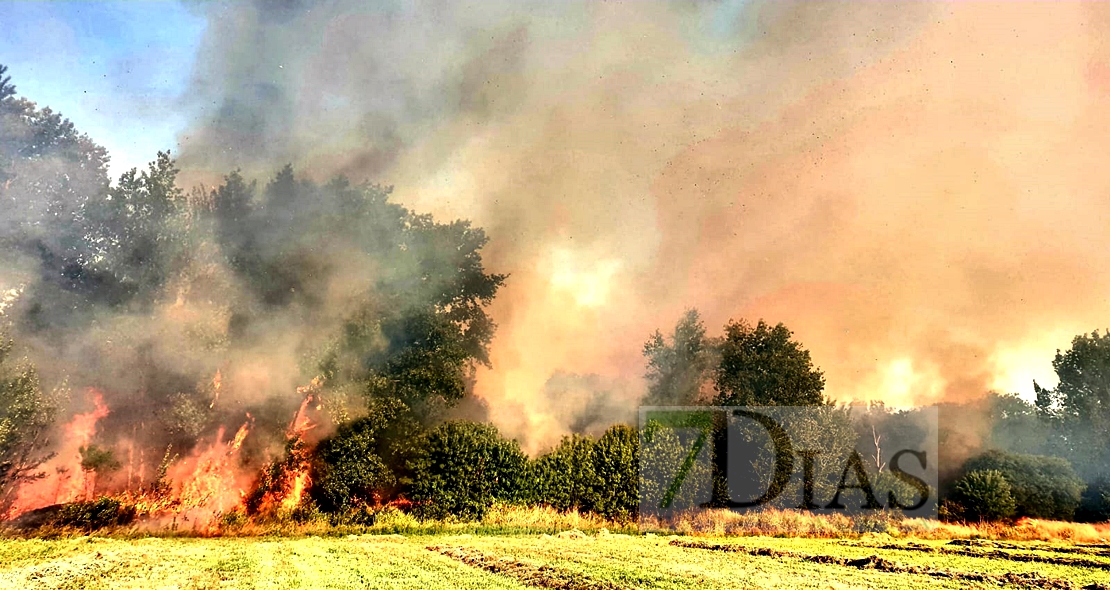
top-left (641, 508), bottom-right (1110, 542)
top-left (4, 503), bottom-right (1109, 543)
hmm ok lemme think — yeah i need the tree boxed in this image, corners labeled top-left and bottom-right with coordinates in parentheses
top-left (1076, 478), bottom-right (1110, 523)
top-left (78, 444), bottom-right (121, 499)
top-left (80, 152), bottom-right (186, 306)
top-left (951, 470), bottom-right (1016, 522)
top-left (1035, 330), bottom-right (1110, 479)
top-left (642, 310), bottom-right (717, 406)
top-left (407, 421), bottom-right (527, 520)
top-left (0, 332), bottom-right (55, 516)
top-left (983, 393), bottom-right (1051, 456)
top-left (713, 319), bottom-right (826, 406)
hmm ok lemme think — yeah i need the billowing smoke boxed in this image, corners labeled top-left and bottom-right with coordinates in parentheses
top-left (165, 0), bottom-right (1110, 453)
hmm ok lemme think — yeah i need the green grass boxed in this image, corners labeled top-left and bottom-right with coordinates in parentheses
top-left (1, 533), bottom-right (1107, 589)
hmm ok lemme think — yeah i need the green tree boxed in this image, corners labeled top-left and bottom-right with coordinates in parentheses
top-left (0, 332), bottom-right (55, 515)
top-left (952, 470), bottom-right (1016, 522)
top-left (0, 64), bottom-right (112, 323)
top-left (642, 310), bottom-right (717, 406)
top-left (1035, 330), bottom-right (1110, 479)
top-left (1076, 478), bottom-right (1110, 523)
top-left (713, 319), bottom-right (826, 406)
top-left (407, 421), bottom-right (527, 520)
top-left (81, 152), bottom-right (185, 304)
top-left (78, 444), bottom-right (121, 500)
top-left (639, 416), bottom-right (713, 514)
top-left (984, 393), bottom-right (1051, 456)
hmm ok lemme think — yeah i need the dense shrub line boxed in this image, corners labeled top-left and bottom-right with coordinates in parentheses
top-left (303, 420), bottom-right (640, 522)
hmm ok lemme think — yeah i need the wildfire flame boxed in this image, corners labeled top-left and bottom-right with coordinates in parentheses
top-left (4, 374), bottom-right (324, 528)
top-left (5, 389), bottom-right (110, 518)
top-left (250, 378), bottom-right (323, 515)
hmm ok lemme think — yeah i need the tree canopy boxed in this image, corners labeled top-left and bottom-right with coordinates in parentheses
top-left (713, 319), bottom-right (826, 407)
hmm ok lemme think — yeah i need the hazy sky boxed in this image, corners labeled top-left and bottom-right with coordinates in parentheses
top-left (1, 1), bottom-right (204, 177)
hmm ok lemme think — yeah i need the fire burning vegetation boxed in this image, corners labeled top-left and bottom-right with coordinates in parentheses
top-left (5, 2), bottom-right (1110, 587)
top-left (2, 46), bottom-right (1110, 533)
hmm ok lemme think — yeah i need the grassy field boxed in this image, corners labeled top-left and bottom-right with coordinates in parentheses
top-left (2, 532), bottom-right (1109, 590)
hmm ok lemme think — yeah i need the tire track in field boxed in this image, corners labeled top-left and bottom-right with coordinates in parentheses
top-left (669, 539), bottom-right (1107, 590)
top-left (855, 542), bottom-right (1110, 571)
top-left (945, 540), bottom-right (1110, 559)
top-left (427, 545), bottom-right (631, 590)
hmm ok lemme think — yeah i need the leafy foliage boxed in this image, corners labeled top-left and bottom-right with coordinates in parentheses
top-left (1035, 330), bottom-right (1110, 480)
top-left (590, 425), bottom-right (639, 520)
top-left (713, 319), bottom-right (826, 406)
top-left (530, 434), bottom-right (598, 513)
top-left (960, 450), bottom-right (1085, 520)
top-left (642, 310), bottom-right (717, 406)
top-left (407, 421), bottom-right (527, 520)
top-left (311, 415), bottom-right (396, 512)
top-left (527, 425), bottom-right (640, 521)
top-left (55, 498), bottom-right (136, 530)
top-left (1075, 478), bottom-right (1110, 523)
top-left (951, 470), bottom-right (1016, 522)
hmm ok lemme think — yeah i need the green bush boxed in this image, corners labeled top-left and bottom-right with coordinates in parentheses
top-left (528, 425), bottom-right (640, 521)
top-left (53, 498), bottom-right (137, 530)
top-left (639, 418), bottom-right (713, 514)
top-left (407, 421), bottom-right (527, 520)
top-left (530, 434), bottom-right (598, 512)
top-left (961, 450), bottom-right (1085, 520)
top-left (310, 416), bottom-right (396, 512)
top-left (951, 470), bottom-right (1016, 522)
top-left (1076, 478), bottom-right (1110, 523)
top-left (591, 425), bottom-right (639, 521)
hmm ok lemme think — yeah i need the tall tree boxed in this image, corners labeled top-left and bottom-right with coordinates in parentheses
top-left (1035, 330), bottom-right (1110, 479)
top-left (642, 309), bottom-right (717, 406)
top-left (713, 319), bottom-right (826, 406)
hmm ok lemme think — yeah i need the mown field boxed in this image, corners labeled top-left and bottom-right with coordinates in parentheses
top-left (2, 532), bottom-right (1109, 590)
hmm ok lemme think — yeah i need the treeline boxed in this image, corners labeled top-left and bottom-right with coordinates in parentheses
top-left (0, 62), bottom-right (506, 516)
top-left (2, 62), bottom-right (1109, 527)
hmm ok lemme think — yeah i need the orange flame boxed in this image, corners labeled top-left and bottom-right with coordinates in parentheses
top-left (5, 389), bottom-right (110, 518)
top-left (251, 378), bottom-right (323, 515)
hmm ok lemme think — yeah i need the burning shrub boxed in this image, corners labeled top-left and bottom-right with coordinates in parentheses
top-left (407, 421), bottom-right (527, 520)
top-left (951, 469), bottom-right (1017, 523)
top-left (244, 435), bottom-right (313, 517)
top-left (960, 450), bottom-right (1085, 520)
top-left (218, 508), bottom-right (248, 530)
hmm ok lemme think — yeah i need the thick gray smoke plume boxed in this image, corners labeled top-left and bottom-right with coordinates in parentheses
top-left (168, 0), bottom-right (1110, 453)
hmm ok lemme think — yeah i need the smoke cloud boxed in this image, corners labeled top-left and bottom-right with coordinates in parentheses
top-left (169, 0), bottom-right (1110, 453)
